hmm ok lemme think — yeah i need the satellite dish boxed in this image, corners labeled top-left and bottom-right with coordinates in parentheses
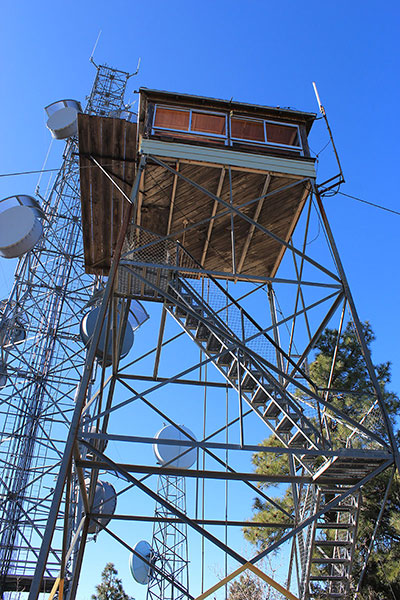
top-left (45, 99), bottom-right (82, 139)
top-left (0, 320), bottom-right (26, 346)
top-left (85, 424), bottom-right (108, 456)
top-left (12, 322), bottom-right (26, 343)
top-left (0, 196), bottom-right (44, 259)
top-left (86, 480), bottom-right (117, 534)
top-left (130, 299), bottom-right (149, 331)
top-left (80, 306), bottom-right (134, 365)
top-left (129, 540), bottom-right (154, 584)
top-left (153, 425), bottom-right (197, 469)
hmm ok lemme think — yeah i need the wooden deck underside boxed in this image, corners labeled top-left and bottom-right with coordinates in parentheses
top-left (137, 158), bottom-right (311, 279)
top-left (78, 114), bottom-right (312, 279)
top-left (78, 114), bottom-right (137, 275)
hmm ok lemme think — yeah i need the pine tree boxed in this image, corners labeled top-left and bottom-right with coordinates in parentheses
top-left (244, 323), bottom-right (400, 598)
top-left (92, 563), bottom-right (133, 600)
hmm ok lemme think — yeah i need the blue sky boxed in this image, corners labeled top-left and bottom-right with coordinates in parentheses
top-left (1, 0), bottom-right (400, 597)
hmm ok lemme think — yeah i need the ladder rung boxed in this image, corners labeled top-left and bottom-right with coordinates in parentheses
top-left (314, 540), bottom-right (352, 547)
top-left (311, 557), bottom-right (350, 564)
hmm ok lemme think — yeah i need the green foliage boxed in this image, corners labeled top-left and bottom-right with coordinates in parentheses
top-left (244, 322), bottom-right (400, 597)
top-left (227, 572), bottom-right (265, 600)
top-left (92, 563), bottom-right (133, 600)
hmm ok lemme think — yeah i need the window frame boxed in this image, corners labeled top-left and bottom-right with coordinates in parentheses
top-left (152, 105), bottom-right (228, 141)
top-left (151, 103), bottom-right (304, 154)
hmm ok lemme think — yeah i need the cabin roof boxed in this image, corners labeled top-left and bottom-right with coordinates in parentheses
top-left (139, 88), bottom-right (316, 133)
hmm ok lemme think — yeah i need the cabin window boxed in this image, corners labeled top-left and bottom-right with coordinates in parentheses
top-left (265, 122), bottom-right (300, 147)
top-left (151, 104), bottom-right (303, 153)
top-left (231, 117), bottom-right (265, 142)
top-left (153, 107), bottom-right (190, 131)
top-left (191, 112), bottom-right (226, 135)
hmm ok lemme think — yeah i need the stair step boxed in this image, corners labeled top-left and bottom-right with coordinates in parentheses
top-left (251, 385), bottom-right (274, 407)
top-left (263, 400), bottom-right (282, 418)
top-left (242, 371), bottom-right (262, 391)
top-left (217, 351), bottom-right (234, 367)
top-left (176, 305), bottom-right (187, 318)
top-left (252, 389), bottom-right (267, 407)
top-left (228, 360), bottom-right (248, 380)
top-left (288, 429), bottom-right (311, 448)
top-left (316, 523), bottom-right (356, 530)
top-left (322, 505), bottom-right (357, 513)
top-left (185, 307), bottom-right (202, 328)
top-left (195, 322), bottom-right (210, 341)
top-left (276, 413), bottom-right (299, 432)
top-left (207, 334), bottom-right (224, 353)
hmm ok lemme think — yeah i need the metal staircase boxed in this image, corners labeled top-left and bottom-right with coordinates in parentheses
top-left (166, 275), bottom-right (328, 460)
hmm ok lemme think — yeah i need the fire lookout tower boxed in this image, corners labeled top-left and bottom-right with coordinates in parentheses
top-left (2, 70), bottom-right (397, 600)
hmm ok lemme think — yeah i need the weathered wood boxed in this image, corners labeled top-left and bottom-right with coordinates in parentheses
top-left (79, 101), bottom-right (314, 280)
top-left (138, 159), bottom-right (309, 279)
top-left (78, 114), bottom-right (137, 275)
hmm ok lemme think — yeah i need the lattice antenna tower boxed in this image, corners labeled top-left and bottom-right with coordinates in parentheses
top-left (0, 63), bottom-right (132, 598)
top-left (147, 475), bottom-right (189, 600)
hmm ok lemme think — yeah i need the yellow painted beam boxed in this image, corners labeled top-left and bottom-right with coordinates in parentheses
top-left (247, 563), bottom-right (299, 600)
top-left (194, 562), bottom-right (299, 600)
top-left (194, 563), bottom-right (249, 600)
top-left (47, 577), bottom-right (60, 600)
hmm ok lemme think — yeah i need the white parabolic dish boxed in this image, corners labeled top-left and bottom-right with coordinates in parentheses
top-left (153, 424), bottom-right (197, 469)
top-left (80, 306), bottom-right (134, 364)
top-left (86, 480), bottom-right (117, 534)
top-left (46, 106), bottom-right (79, 139)
top-left (0, 206), bottom-right (43, 258)
top-left (129, 540), bottom-right (153, 584)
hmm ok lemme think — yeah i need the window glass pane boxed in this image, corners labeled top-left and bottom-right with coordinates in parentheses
top-left (231, 117), bottom-right (265, 142)
top-left (265, 122), bottom-right (300, 146)
top-left (154, 107), bottom-right (190, 131)
top-left (191, 112), bottom-right (226, 135)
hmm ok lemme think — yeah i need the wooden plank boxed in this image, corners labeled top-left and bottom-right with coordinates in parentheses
top-left (236, 174), bottom-right (271, 275)
top-left (200, 167), bottom-right (225, 266)
top-left (100, 118), bottom-right (113, 270)
top-left (270, 180), bottom-right (311, 277)
top-left (88, 117), bottom-right (104, 271)
top-left (78, 115), bottom-right (95, 271)
top-left (78, 115), bottom-right (137, 274)
top-left (166, 160), bottom-right (179, 235)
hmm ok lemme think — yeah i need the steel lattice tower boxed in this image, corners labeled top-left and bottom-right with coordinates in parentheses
top-left (0, 63), bottom-right (132, 597)
top-left (147, 475), bottom-right (189, 600)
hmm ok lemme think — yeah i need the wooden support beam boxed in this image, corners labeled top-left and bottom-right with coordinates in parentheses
top-left (270, 181), bottom-right (311, 278)
top-left (236, 174), bottom-right (271, 275)
top-left (166, 160), bottom-right (179, 234)
top-left (200, 167), bottom-right (226, 265)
